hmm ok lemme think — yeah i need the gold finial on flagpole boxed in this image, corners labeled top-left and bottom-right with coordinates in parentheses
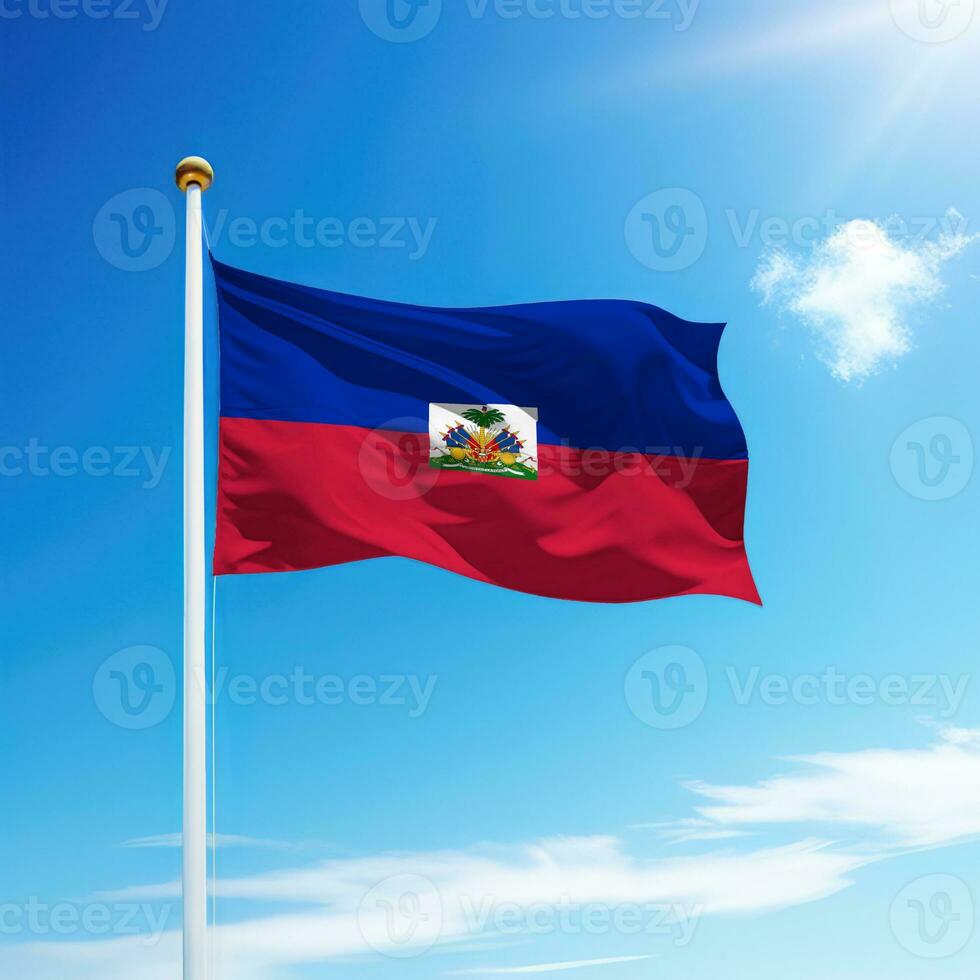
top-left (175, 156), bottom-right (214, 192)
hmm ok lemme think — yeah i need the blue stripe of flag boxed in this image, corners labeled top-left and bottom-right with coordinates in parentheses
top-left (213, 258), bottom-right (747, 459)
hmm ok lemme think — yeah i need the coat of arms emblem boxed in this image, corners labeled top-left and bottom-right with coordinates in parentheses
top-left (429, 403), bottom-right (538, 480)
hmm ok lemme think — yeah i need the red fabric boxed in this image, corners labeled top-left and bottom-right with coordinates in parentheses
top-left (215, 418), bottom-right (759, 605)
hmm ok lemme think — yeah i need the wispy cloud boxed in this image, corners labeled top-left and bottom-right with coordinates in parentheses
top-left (54, 837), bottom-right (869, 980)
top-left (753, 210), bottom-right (975, 381)
top-left (10, 728), bottom-right (980, 979)
top-left (447, 954), bottom-right (657, 974)
top-left (630, 818), bottom-right (751, 845)
top-left (0, 935), bottom-right (180, 980)
top-left (687, 726), bottom-right (980, 847)
top-left (98, 836), bottom-right (867, 916)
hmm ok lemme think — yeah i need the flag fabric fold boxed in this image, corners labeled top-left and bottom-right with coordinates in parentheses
top-left (212, 257), bottom-right (759, 604)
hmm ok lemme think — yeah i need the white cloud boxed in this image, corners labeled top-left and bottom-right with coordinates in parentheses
top-left (630, 818), bottom-right (751, 845)
top-left (12, 838), bottom-right (869, 980)
top-left (752, 210), bottom-right (975, 381)
top-left (447, 954), bottom-right (658, 974)
top-left (687, 727), bottom-right (980, 847)
top-left (0, 935), bottom-right (180, 980)
top-left (10, 728), bottom-right (980, 980)
top-left (98, 835), bottom-right (867, 918)
top-left (932, 724), bottom-right (980, 748)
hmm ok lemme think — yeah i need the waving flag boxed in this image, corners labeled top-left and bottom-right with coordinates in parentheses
top-left (212, 258), bottom-right (758, 604)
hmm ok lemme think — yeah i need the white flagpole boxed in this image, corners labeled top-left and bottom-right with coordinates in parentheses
top-left (175, 155), bottom-right (214, 980)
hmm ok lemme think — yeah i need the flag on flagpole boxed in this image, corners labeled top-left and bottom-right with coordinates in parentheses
top-left (211, 258), bottom-right (759, 604)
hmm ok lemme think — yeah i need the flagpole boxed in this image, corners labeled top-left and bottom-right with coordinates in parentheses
top-left (175, 155), bottom-right (214, 980)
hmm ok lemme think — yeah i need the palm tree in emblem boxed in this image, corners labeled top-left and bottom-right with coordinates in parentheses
top-left (461, 406), bottom-right (506, 462)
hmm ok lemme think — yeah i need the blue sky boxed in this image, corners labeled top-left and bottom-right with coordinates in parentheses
top-left (2, 0), bottom-right (979, 977)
